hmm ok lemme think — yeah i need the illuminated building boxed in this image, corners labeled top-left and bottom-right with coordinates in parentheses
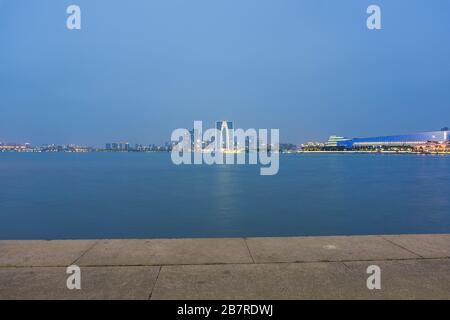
top-left (327, 130), bottom-right (450, 149)
top-left (215, 120), bottom-right (234, 150)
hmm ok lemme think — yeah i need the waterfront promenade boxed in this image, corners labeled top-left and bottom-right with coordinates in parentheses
top-left (1, 234), bottom-right (450, 299)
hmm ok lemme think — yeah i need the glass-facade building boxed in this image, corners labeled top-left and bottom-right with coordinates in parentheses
top-left (331, 130), bottom-right (449, 148)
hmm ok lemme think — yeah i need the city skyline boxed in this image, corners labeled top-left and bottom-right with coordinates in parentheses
top-left (1, 126), bottom-right (448, 152)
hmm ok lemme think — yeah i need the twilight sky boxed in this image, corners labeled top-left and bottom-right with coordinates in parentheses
top-left (1, 0), bottom-right (449, 146)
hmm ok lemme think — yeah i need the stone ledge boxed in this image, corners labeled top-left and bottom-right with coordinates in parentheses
top-left (2, 234), bottom-right (450, 267)
top-left (1, 234), bottom-right (449, 299)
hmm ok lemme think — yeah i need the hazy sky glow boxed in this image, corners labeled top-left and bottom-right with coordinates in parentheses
top-left (1, 0), bottom-right (449, 146)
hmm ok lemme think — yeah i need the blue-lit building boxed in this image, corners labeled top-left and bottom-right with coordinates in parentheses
top-left (327, 130), bottom-right (450, 149)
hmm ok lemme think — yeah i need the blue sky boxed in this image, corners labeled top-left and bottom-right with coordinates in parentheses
top-left (1, 0), bottom-right (449, 145)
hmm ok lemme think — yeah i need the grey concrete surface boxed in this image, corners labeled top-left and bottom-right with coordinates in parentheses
top-left (0, 240), bottom-right (97, 267)
top-left (150, 262), bottom-right (371, 300)
top-left (0, 266), bottom-right (160, 300)
top-left (344, 259), bottom-right (450, 299)
top-left (0, 234), bottom-right (449, 299)
top-left (383, 234), bottom-right (450, 258)
top-left (246, 235), bottom-right (420, 263)
top-left (76, 238), bottom-right (252, 266)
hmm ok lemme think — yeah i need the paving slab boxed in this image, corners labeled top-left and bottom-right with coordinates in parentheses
top-left (76, 238), bottom-right (252, 266)
top-left (383, 234), bottom-right (450, 258)
top-left (344, 259), bottom-right (450, 299)
top-left (0, 240), bottom-right (97, 267)
top-left (151, 262), bottom-right (373, 300)
top-left (1, 235), bottom-right (449, 299)
top-left (0, 266), bottom-right (160, 300)
top-left (246, 236), bottom-right (419, 263)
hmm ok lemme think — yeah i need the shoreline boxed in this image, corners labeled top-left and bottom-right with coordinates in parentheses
top-left (1, 150), bottom-right (450, 155)
top-left (295, 150), bottom-right (450, 155)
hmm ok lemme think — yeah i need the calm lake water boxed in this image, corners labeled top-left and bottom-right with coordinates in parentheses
top-left (1, 152), bottom-right (450, 240)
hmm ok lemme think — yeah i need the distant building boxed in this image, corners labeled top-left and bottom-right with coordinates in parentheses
top-left (215, 120), bottom-right (234, 150)
top-left (413, 141), bottom-right (450, 153)
top-left (325, 136), bottom-right (352, 147)
top-left (329, 130), bottom-right (450, 148)
top-left (0, 143), bottom-right (27, 152)
top-left (301, 141), bottom-right (325, 148)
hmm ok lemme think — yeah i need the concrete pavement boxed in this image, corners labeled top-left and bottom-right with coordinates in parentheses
top-left (1, 234), bottom-right (449, 299)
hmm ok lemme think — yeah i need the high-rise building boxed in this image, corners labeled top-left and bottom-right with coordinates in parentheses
top-left (215, 120), bottom-right (234, 150)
